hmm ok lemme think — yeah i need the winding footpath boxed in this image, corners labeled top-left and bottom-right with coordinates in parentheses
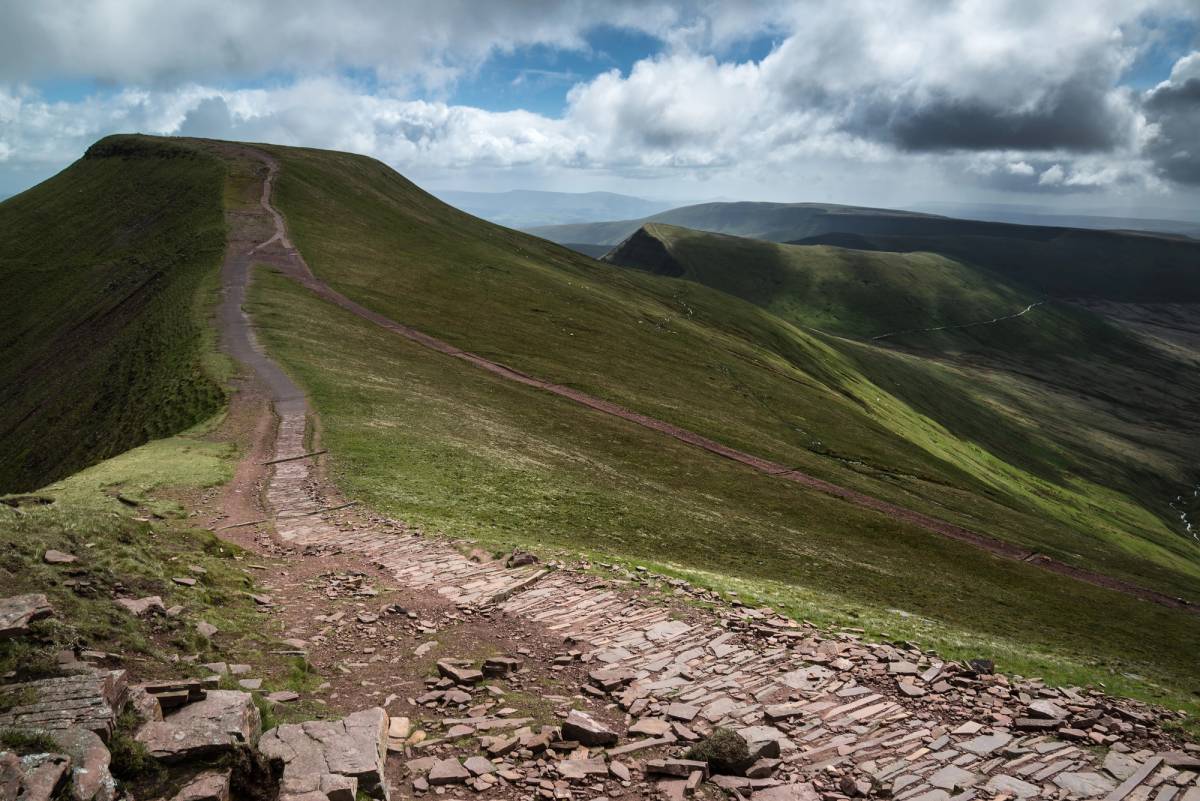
top-left (209, 149), bottom-right (1200, 801)
top-left (871, 302), bottom-right (1046, 342)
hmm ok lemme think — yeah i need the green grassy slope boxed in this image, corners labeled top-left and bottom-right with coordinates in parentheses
top-left (249, 266), bottom-right (1200, 717)
top-left (259, 144), bottom-right (1200, 602)
top-left (604, 223), bottom-right (1200, 584)
top-left (529, 201), bottom-right (1200, 302)
top-left (0, 135), bottom-right (227, 492)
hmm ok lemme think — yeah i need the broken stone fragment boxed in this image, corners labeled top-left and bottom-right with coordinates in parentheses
top-left (463, 756), bottom-right (495, 776)
top-left (173, 576), bottom-right (197, 587)
top-left (116, 596), bottom-right (165, 617)
top-left (196, 620), bottom-right (219, 638)
top-left (136, 690), bottom-right (260, 761)
top-left (171, 769), bottom-right (232, 801)
top-left (267, 691), bottom-right (300, 704)
top-left (629, 717), bottom-right (673, 737)
top-left (258, 707), bottom-right (389, 800)
top-left (666, 702), bottom-right (700, 722)
top-left (388, 716), bottom-right (411, 740)
top-left (0, 593), bottom-right (54, 638)
top-left (1027, 699), bottom-right (1067, 720)
top-left (43, 549), bottom-right (78, 564)
top-left (559, 758), bottom-right (607, 780)
top-left (427, 758), bottom-right (471, 785)
top-left (562, 709), bottom-right (618, 747)
top-left (588, 667), bottom-right (637, 690)
top-left (436, 660), bottom-right (483, 685)
top-left (482, 656), bottom-right (523, 677)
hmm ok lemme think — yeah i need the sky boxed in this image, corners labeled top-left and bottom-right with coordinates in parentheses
top-left (1, 1), bottom-right (1199, 216)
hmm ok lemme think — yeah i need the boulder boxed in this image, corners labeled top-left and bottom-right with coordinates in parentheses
top-left (54, 728), bottom-right (116, 801)
top-left (43, 550), bottom-right (78, 564)
top-left (562, 709), bottom-right (618, 747)
top-left (136, 690), bottom-right (260, 761)
top-left (11, 753), bottom-right (72, 801)
top-left (171, 770), bottom-right (232, 801)
top-left (0, 593), bottom-right (54, 638)
top-left (259, 707), bottom-right (389, 800)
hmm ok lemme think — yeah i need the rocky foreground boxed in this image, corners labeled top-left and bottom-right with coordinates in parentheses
top-left (2, 527), bottom-right (1198, 801)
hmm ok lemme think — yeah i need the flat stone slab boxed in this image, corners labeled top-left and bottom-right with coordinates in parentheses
top-left (985, 774), bottom-right (1040, 799)
top-left (0, 593), bottom-right (54, 638)
top-left (562, 709), bottom-right (618, 747)
top-left (1054, 771), bottom-right (1116, 797)
top-left (752, 782), bottom-right (820, 801)
top-left (259, 707), bottom-right (389, 800)
top-left (0, 669), bottom-right (126, 741)
top-left (137, 690), bottom-right (260, 761)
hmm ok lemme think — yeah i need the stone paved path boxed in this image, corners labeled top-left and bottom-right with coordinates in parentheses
top-left (234, 147), bottom-right (1199, 800)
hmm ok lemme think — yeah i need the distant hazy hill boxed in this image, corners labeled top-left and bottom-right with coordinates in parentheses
top-left (912, 202), bottom-right (1200, 239)
top-left (530, 201), bottom-right (1200, 302)
top-left (434, 188), bottom-right (676, 228)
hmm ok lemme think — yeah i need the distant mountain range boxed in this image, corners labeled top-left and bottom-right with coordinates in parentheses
top-left (432, 188), bottom-right (677, 228)
top-left (528, 200), bottom-right (1200, 302)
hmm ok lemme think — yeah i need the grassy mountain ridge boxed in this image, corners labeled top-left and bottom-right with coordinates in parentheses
top-left (529, 200), bottom-right (1200, 302)
top-left (258, 143), bottom-right (1200, 602)
top-left (0, 135), bottom-right (227, 492)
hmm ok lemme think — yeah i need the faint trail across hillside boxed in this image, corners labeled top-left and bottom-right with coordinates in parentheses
top-left (871, 301), bottom-right (1046, 341)
top-left (244, 147), bottom-right (1195, 615)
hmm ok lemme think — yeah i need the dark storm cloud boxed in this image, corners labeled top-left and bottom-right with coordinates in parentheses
top-left (841, 76), bottom-right (1127, 153)
top-left (1144, 76), bottom-right (1200, 184)
top-left (890, 86), bottom-right (1123, 152)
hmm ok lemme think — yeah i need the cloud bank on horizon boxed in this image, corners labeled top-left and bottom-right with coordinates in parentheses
top-left (0, 0), bottom-right (1198, 210)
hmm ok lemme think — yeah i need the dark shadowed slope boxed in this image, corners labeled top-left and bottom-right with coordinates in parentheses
top-left (0, 135), bottom-right (226, 492)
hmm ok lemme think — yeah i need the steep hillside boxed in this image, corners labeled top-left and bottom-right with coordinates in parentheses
top-left (0, 135), bottom-right (227, 492)
top-left (529, 201), bottom-right (1200, 301)
top-left (603, 223), bottom-right (1200, 550)
top-left (257, 144), bottom-right (1200, 605)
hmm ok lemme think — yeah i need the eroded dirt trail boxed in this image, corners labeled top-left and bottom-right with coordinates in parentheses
top-left (193, 145), bottom-right (1200, 800)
